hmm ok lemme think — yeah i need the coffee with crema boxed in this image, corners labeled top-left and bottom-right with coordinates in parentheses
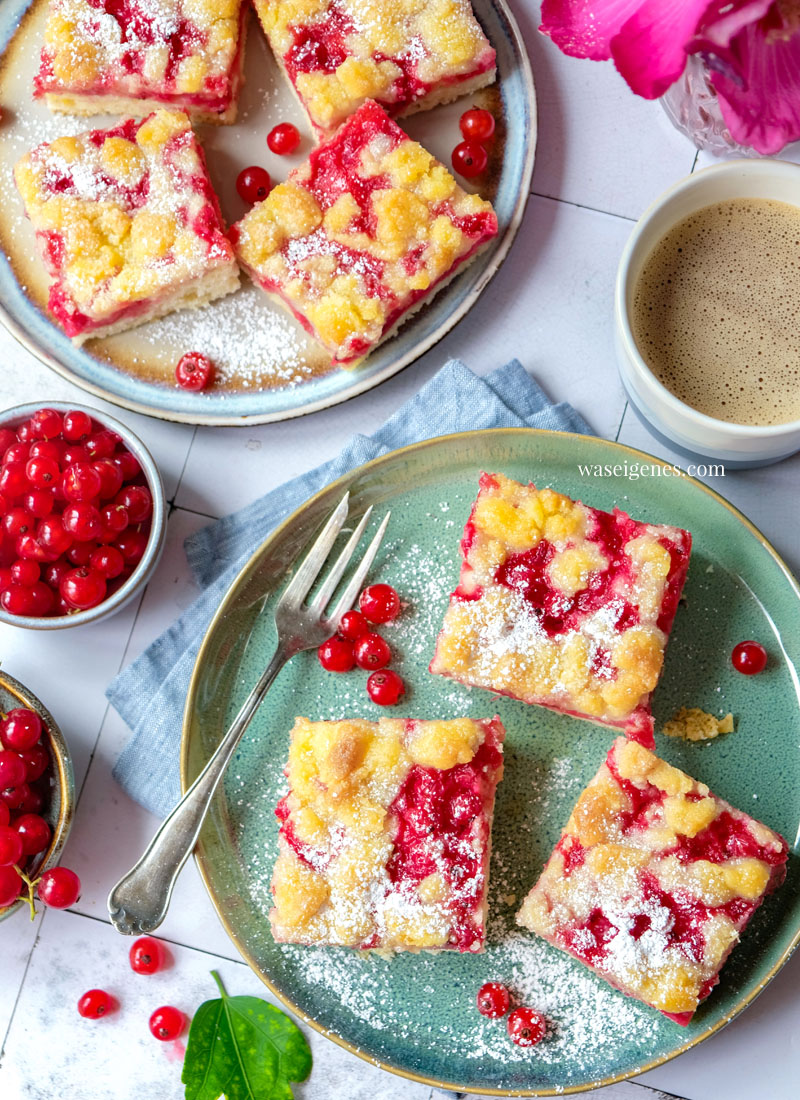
top-left (631, 198), bottom-right (800, 426)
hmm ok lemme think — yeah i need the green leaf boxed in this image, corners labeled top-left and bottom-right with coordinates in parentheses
top-left (182, 971), bottom-right (312, 1100)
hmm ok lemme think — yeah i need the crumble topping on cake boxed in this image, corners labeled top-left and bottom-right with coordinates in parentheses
top-left (430, 473), bottom-right (693, 746)
top-left (663, 707), bottom-right (735, 742)
top-left (232, 99), bottom-right (498, 366)
top-left (270, 715), bottom-right (505, 951)
top-left (516, 737), bottom-right (788, 1023)
top-left (35, 0), bottom-right (248, 123)
top-left (14, 110), bottom-right (239, 343)
top-left (253, 0), bottom-right (496, 132)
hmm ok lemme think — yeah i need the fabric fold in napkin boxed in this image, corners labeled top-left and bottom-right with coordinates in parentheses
top-left (108, 358), bottom-right (594, 818)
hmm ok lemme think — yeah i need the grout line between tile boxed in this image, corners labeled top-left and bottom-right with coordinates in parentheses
top-left (630, 1082), bottom-right (691, 1100)
top-left (170, 425), bottom-right (199, 511)
top-left (0, 911), bottom-right (47, 1061)
top-left (530, 189), bottom-right (638, 224)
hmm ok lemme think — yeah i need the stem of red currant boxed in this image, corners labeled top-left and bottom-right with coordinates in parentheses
top-left (13, 864), bottom-right (41, 921)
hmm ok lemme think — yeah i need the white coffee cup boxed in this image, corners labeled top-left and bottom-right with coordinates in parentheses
top-left (615, 159), bottom-right (800, 468)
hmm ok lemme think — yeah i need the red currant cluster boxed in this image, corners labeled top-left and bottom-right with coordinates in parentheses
top-left (0, 407), bottom-right (153, 617)
top-left (476, 981), bottom-right (547, 1048)
top-left (451, 107), bottom-right (496, 179)
top-left (317, 583), bottom-right (406, 706)
top-left (77, 935), bottom-right (185, 1042)
top-left (0, 704), bottom-right (83, 914)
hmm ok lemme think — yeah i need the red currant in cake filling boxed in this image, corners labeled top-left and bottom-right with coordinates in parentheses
top-left (130, 936), bottom-right (167, 975)
top-left (359, 583), bottom-right (401, 624)
top-left (451, 141), bottom-right (488, 178)
top-left (176, 352), bottom-right (215, 392)
top-left (366, 669), bottom-right (405, 706)
top-left (460, 108), bottom-right (495, 143)
top-left (507, 1006), bottom-right (546, 1047)
top-left (476, 981), bottom-right (510, 1018)
top-left (236, 166), bottom-right (272, 204)
top-left (337, 609), bottom-right (368, 641)
top-left (77, 989), bottom-right (115, 1019)
top-left (731, 640), bottom-right (768, 675)
top-left (149, 1005), bottom-right (185, 1041)
top-left (267, 123), bottom-right (301, 155)
top-left (318, 635), bottom-right (356, 673)
top-left (37, 866), bottom-right (81, 909)
top-left (353, 632), bottom-right (391, 671)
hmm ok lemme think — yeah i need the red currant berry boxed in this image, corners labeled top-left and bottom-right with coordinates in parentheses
top-left (23, 488), bottom-right (55, 519)
top-left (25, 456), bottom-right (60, 490)
top-left (115, 529), bottom-right (148, 565)
top-left (353, 631), bottom-right (391, 670)
top-left (317, 635), bottom-right (356, 672)
top-left (1, 584), bottom-right (37, 617)
top-left (359, 583), bottom-right (401, 624)
top-left (338, 609), bottom-right (368, 641)
top-left (20, 744), bottom-right (50, 782)
top-left (0, 751), bottom-right (26, 788)
top-left (78, 989), bottom-right (115, 1019)
top-left (0, 463), bottom-right (30, 501)
top-left (30, 408), bottom-right (63, 440)
top-left (90, 546), bottom-right (125, 579)
top-left (61, 567), bottom-right (107, 610)
top-left (1, 708), bottom-right (43, 752)
top-left (0, 824), bottom-right (24, 866)
top-left (476, 981), bottom-right (511, 1018)
top-left (37, 866), bottom-right (81, 909)
top-left (0, 865), bottom-right (22, 908)
top-left (507, 1006), bottom-right (546, 1047)
top-left (176, 351), bottom-right (215, 391)
top-left (101, 503), bottom-right (129, 534)
top-left (3, 507), bottom-right (35, 539)
top-left (451, 140), bottom-right (488, 178)
top-left (4, 442), bottom-right (30, 466)
top-left (10, 559), bottom-right (40, 587)
top-left (68, 540), bottom-right (97, 566)
top-left (115, 485), bottom-right (152, 523)
top-left (93, 459), bottom-right (124, 500)
top-left (113, 451), bottom-right (140, 482)
top-left (1, 783), bottom-right (31, 810)
top-left (61, 445), bottom-right (88, 468)
top-left (62, 410), bottom-right (93, 442)
top-left (149, 1005), bottom-right (185, 1041)
top-left (460, 108), bottom-right (495, 143)
top-left (45, 559), bottom-right (71, 589)
top-left (84, 431), bottom-right (117, 461)
top-left (236, 165), bottom-right (272, 204)
top-left (366, 669), bottom-right (405, 706)
top-left (731, 640), bottom-right (768, 675)
top-left (15, 421), bottom-right (33, 443)
top-left (62, 462), bottom-right (102, 502)
top-left (130, 935), bottom-right (167, 974)
top-left (0, 802), bottom-right (9, 828)
top-left (15, 534), bottom-right (51, 563)
top-left (267, 122), bottom-right (301, 155)
top-left (29, 581), bottom-right (55, 617)
top-left (14, 813), bottom-right (51, 856)
top-left (37, 516), bottom-right (73, 557)
top-left (0, 428), bottom-right (16, 455)
top-left (62, 502), bottom-right (103, 541)
top-left (16, 785), bottom-right (43, 814)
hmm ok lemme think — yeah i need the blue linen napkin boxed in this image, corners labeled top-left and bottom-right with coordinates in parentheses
top-left (108, 358), bottom-right (593, 818)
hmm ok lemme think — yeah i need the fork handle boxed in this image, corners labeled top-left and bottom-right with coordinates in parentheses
top-left (107, 646), bottom-right (288, 936)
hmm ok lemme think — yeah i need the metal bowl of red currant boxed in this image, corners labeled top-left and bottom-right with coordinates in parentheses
top-left (0, 669), bottom-right (76, 921)
top-left (0, 402), bottom-right (167, 628)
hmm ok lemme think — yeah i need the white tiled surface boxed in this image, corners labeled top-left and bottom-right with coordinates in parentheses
top-left (0, 3), bottom-right (797, 1099)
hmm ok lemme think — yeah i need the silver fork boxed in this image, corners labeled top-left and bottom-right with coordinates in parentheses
top-left (107, 492), bottom-right (389, 936)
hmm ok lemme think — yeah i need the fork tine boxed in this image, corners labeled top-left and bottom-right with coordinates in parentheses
top-left (278, 492), bottom-right (350, 609)
top-left (327, 510), bottom-right (391, 626)
top-left (309, 505), bottom-right (373, 615)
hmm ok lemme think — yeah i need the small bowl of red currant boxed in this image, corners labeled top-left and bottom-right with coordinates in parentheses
top-left (0, 402), bottom-right (167, 629)
top-left (0, 669), bottom-right (75, 921)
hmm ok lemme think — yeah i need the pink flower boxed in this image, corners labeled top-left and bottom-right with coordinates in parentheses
top-left (540, 0), bottom-right (800, 154)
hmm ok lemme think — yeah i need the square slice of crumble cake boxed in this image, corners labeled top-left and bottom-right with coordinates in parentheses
top-left (270, 716), bottom-right (505, 952)
top-left (516, 738), bottom-right (788, 1023)
top-left (253, 0), bottom-right (496, 134)
top-left (430, 473), bottom-right (692, 746)
top-left (35, 0), bottom-right (249, 123)
top-left (14, 110), bottom-right (239, 345)
top-left (231, 99), bottom-right (498, 367)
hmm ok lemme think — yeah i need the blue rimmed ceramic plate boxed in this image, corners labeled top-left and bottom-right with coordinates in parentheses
top-left (0, 0), bottom-right (535, 425)
top-left (181, 429), bottom-right (800, 1096)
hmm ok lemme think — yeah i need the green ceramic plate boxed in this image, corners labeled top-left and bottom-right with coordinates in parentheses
top-left (182, 429), bottom-right (800, 1095)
